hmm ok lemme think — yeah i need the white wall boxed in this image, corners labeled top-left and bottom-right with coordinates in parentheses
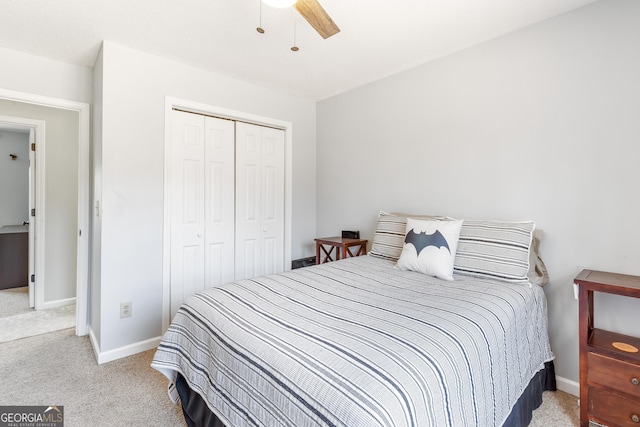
top-left (316, 0), bottom-right (640, 387)
top-left (92, 41), bottom-right (317, 355)
top-left (0, 46), bottom-right (92, 104)
top-left (0, 100), bottom-right (80, 304)
top-left (0, 130), bottom-right (29, 227)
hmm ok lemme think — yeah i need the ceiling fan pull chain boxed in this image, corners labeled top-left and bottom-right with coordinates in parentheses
top-left (291, 17), bottom-right (299, 51)
top-left (257, 0), bottom-right (265, 34)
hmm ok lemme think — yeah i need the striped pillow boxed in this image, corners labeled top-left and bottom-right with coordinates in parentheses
top-left (453, 220), bottom-right (535, 282)
top-left (369, 211), bottom-right (445, 261)
top-left (369, 212), bottom-right (409, 261)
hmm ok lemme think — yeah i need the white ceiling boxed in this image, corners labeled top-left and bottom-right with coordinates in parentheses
top-left (0, 0), bottom-right (597, 100)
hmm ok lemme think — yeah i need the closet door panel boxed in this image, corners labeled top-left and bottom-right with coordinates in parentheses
top-left (262, 237), bottom-right (278, 276)
top-left (235, 122), bottom-right (263, 280)
top-left (261, 127), bottom-right (285, 275)
top-left (170, 111), bottom-right (205, 318)
top-left (182, 246), bottom-right (200, 299)
top-left (241, 239), bottom-right (259, 279)
top-left (237, 162), bottom-right (260, 279)
top-left (204, 117), bottom-right (235, 289)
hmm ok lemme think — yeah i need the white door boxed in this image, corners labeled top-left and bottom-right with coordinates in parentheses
top-left (235, 122), bottom-right (285, 280)
top-left (204, 116), bottom-right (235, 289)
top-left (170, 111), bottom-right (235, 318)
top-left (28, 128), bottom-right (35, 308)
top-left (260, 126), bottom-right (285, 276)
top-left (170, 111), bottom-right (205, 318)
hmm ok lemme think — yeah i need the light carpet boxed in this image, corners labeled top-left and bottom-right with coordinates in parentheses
top-left (0, 286), bottom-right (31, 318)
top-left (0, 328), bottom-right (185, 427)
top-left (0, 328), bottom-right (578, 426)
top-left (0, 304), bottom-right (76, 343)
top-left (530, 386), bottom-right (579, 427)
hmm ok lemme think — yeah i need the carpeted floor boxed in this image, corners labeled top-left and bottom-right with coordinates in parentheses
top-left (0, 328), bottom-right (185, 427)
top-left (1, 328), bottom-right (579, 427)
top-left (530, 387), bottom-right (579, 427)
top-left (0, 286), bottom-right (76, 342)
top-left (0, 286), bottom-right (32, 318)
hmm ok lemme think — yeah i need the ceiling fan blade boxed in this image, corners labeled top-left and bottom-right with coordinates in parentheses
top-left (294, 0), bottom-right (340, 39)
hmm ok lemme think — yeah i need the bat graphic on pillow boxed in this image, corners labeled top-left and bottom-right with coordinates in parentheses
top-left (405, 229), bottom-right (450, 255)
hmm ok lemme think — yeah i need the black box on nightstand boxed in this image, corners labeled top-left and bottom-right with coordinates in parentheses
top-left (341, 230), bottom-right (360, 239)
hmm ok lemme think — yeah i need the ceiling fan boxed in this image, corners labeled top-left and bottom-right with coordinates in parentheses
top-left (262, 0), bottom-right (340, 39)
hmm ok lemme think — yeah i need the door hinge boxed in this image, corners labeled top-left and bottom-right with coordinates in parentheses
top-left (31, 143), bottom-right (36, 151)
top-left (31, 208), bottom-right (36, 216)
top-left (31, 274), bottom-right (35, 283)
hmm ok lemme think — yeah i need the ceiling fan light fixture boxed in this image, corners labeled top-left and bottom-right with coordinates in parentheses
top-left (262, 0), bottom-right (296, 8)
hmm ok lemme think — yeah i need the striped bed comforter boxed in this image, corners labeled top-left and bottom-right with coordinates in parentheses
top-left (151, 255), bottom-right (554, 427)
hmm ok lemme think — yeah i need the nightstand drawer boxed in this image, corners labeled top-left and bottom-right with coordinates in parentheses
top-left (588, 352), bottom-right (640, 398)
top-left (589, 387), bottom-right (640, 426)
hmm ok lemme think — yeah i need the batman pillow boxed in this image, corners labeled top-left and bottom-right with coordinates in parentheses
top-left (396, 218), bottom-right (463, 281)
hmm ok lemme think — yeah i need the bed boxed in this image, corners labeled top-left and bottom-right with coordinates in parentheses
top-left (152, 213), bottom-right (555, 427)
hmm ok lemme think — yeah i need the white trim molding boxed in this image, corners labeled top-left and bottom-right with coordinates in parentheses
top-left (40, 297), bottom-right (76, 310)
top-left (89, 326), bottom-right (162, 365)
top-left (556, 375), bottom-right (580, 397)
top-left (0, 87), bottom-right (91, 336)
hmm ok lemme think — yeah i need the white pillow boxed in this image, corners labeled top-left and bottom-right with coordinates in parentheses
top-left (396, 218), bottom-right (463, 281)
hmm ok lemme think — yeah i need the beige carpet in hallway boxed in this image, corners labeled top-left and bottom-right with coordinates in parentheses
top-left (0, 287), bottom-right (75, 343)
top-left (0, 286), bottom-right (31, 318)
top-left (0, 328), bottom-right (578, 426)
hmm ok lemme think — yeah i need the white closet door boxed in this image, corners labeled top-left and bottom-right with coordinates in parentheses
top-left (170, 111), bottom-right (235, 318)
top-left (204, 116), bottom-right (235, 289)
top-left (235, 122), bottom-right (285, 280)
top-left (170, 111), bottom-right (205, 318)
top-left (260, 127), bottom-right (285, 275)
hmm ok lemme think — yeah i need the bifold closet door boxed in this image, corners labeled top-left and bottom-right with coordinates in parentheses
top-left (170, 111), bottom-right (234, 318)
top-left (235, 122), bottom-right (285, 280)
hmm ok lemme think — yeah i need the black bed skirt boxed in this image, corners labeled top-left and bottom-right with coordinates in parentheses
top-left (501, 361), bottom-right (557, 426)
top-left (175, 361), bottom-right (557, 427)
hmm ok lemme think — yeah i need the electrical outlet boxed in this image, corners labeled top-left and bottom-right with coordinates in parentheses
top-left (120, 301), bottom-right (132, 318)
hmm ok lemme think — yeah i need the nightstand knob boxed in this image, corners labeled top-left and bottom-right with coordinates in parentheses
top-left (632, 377), bottom-right (640, 386)
top-left (632, 414), bottom-right (640, 423)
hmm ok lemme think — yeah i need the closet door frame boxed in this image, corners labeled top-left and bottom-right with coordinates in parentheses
top-left (162, 97), bottom-right (293, 331)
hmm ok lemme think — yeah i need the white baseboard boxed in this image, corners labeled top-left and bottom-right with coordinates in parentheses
top-left (40, 296), bottom-right (76, 310)
top-left (88, 326), bottom-right (101, 363)
top-left (87, 327), bottom-right (161, 365)
top-left (556, 375), bottom-right (580, 397)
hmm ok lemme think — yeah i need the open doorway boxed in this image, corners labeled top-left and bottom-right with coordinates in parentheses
top-left (0, 120), bottom-right (39, 305)
top-left (0, 89), bottom-right (90, 338)
top-left (0, 117), bottom-right (75, 342)
top-left (0, 124), bottom-right (31, 317)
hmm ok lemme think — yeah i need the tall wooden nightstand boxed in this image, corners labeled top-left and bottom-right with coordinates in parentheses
top-left (315, 237), bottom-right (368, 265)
top-left (574, 269), bottom-right (640, 427)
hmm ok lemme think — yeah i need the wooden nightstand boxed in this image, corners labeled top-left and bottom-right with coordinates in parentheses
top-left (315, 237), bottom-right (368, 265)
top-left (574, 269), bottom-right (640, 427)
